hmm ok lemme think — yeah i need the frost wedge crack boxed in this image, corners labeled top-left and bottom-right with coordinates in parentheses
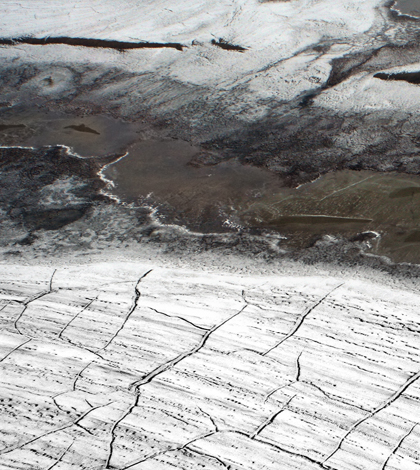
top-left (148, 307), bottom-right (208, 331)
top-left (46, 442), bottom-right (73, 470)
top-left (303, 380), bottom-right (370, 412)
top-left (263, 351), bottom-right (303, 403)
top-left (120, 427), bottom-right (327, 470)
top-left (263, 383), bottom-right (289, 403)
top-left (324, 370), bottom-right (420, 464)
top-left (58, 296), bottom-right (97, 340)
top-left (117, 430), bottom-right (219, 470)
top-left (380, 423), bottom-right (418, 470)
top-left (0, 401), bottom-right (112, 455)
top-left (13, 269), bottom-right (57, 335)
top-left (185, 447), bottom-right (232, 469)
top-left (261, 283), bottom-right (344, 357)
top-left (104, 395), bottom-right (139, 469)
top-left (130, 297), bottom-right (248, 391)
top-left (295, 351), bottom-right (303, 382)
top-left (250, 395), bottom-right (296, 439)
top-left (0, 338), bottom-right (31, 363)
top-left (197, 406), bottom-right (219, 432)
top-left (105, 294), bottom-right (247, 469)
top-left (252, 434), bottom-right (329, 470)
top-left (100, 269), bottom-right (153, 351)
top-left (72, 361), bottom-right (93, 392)
top-left (75, 422), bottom-right (94, 436)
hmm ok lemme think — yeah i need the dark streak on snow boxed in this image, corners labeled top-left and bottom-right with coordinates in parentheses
top-left (0, 36), bottom-right (185, 51)
top-left (374, 70), bottom-right (420, 84)
top-left (211, 38), bottom-right (247, 52)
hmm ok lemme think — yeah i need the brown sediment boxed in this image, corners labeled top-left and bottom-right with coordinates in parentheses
top-left (404, 231), bottom-right (420, 242)
top-left (389, 186), bottom-right (420, 198)
top-left (0, 107), bottom-right (139, 157)
top-left (374, 71), bottom-right (420, 84)
top-left (103, 150), bottom-right (420, 263)
top-left (390, 0), bottom-right (420, 17)
top-left (263, 215), bottom-right (373, 226)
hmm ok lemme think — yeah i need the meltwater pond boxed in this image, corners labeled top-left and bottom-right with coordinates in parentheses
top-left (104, 141), bottom-right (420, 264)
top-left (392, 0), bottom-right (420, 17)
top-left (0, 105), bottom-right (139, 157)
top-left (3, 102), bottom-right (420, 265)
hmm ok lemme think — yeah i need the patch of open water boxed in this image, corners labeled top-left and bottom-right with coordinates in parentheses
top-left (392, 0), bottom-right (420, 18)
top-left (3, 106), bottom-right (420, 264)
top-left (0, 106), bottom-right (139, 156)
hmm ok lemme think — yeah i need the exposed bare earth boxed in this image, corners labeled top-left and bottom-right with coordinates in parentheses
top-left (0, 262), bottom-right (419, 469)
top-left (3, 0), bottom-right (420, 265)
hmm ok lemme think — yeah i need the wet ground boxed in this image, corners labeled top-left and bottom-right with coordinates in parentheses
top-left (103, 139), bottom-right (281, 233)
top-left (105, 142), bottom-right (420, 264)
top-left (3, 107), bottom-right (420, 265)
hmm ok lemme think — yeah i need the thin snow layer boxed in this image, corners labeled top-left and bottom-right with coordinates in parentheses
top-left (0, 0), bottom-right (380, 47)
top-left (316, 70), bottom-right (420, 113)
top-left (2, 0), bottom-right (418, 121)
top-left (0, 0), bottom-right (386, 95)
top-left (0, 262), bottom-right (419, 469)
top-left (3, 0), bottom-right (414, 120)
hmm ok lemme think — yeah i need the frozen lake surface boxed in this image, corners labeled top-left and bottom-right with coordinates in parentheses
top-left (0, 261), bottom-right (420, 470)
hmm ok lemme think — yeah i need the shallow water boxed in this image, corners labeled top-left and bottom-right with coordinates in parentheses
top-left (105, 143), bottom-right (420, 263)
top-left (4, 103), bottom-right (420, 264)
top-left (0, 106), bottom-right (139, 156)
top-left (392, 0), bottom-right (420, 17)
top-left (103, 139), bottom-right (283, 232)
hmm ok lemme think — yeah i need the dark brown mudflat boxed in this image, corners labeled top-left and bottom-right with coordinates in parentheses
top-left (389, 186), bottom-right (420, 198)
top-left (374, 71), bottom-right (420, 84)
top-left (391, 0), bottom-right (420, 17)
top-left (266, 215), bottom-right (373, 226)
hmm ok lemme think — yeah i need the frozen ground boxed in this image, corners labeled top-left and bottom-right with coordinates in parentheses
top-left (0, 0), bottom-right (398, 117)
top-left (1, 3), bottom-right (420, 468)
top-left (0, 260), bottom-right (419, 469)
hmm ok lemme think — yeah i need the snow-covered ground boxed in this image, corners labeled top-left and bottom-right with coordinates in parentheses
top-left (0, 260), bottom-right (420, 470)
top-left (0, 0), bottom-right (397, 115)
top-left (0, 0), bottom-right (382, 49)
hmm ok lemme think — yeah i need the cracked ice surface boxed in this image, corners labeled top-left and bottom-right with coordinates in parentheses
top-left (0, 263), bottom-right (419, 469)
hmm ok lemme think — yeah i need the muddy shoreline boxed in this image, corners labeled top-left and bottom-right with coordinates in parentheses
top-left (1, 142), bottom-right (420, 280)
top-left (391, 0), bottom-right (420, 18)
top-left (2, 3), bottom-right (420, 272)
top-left (2, 101), bottom-right (420, 267)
